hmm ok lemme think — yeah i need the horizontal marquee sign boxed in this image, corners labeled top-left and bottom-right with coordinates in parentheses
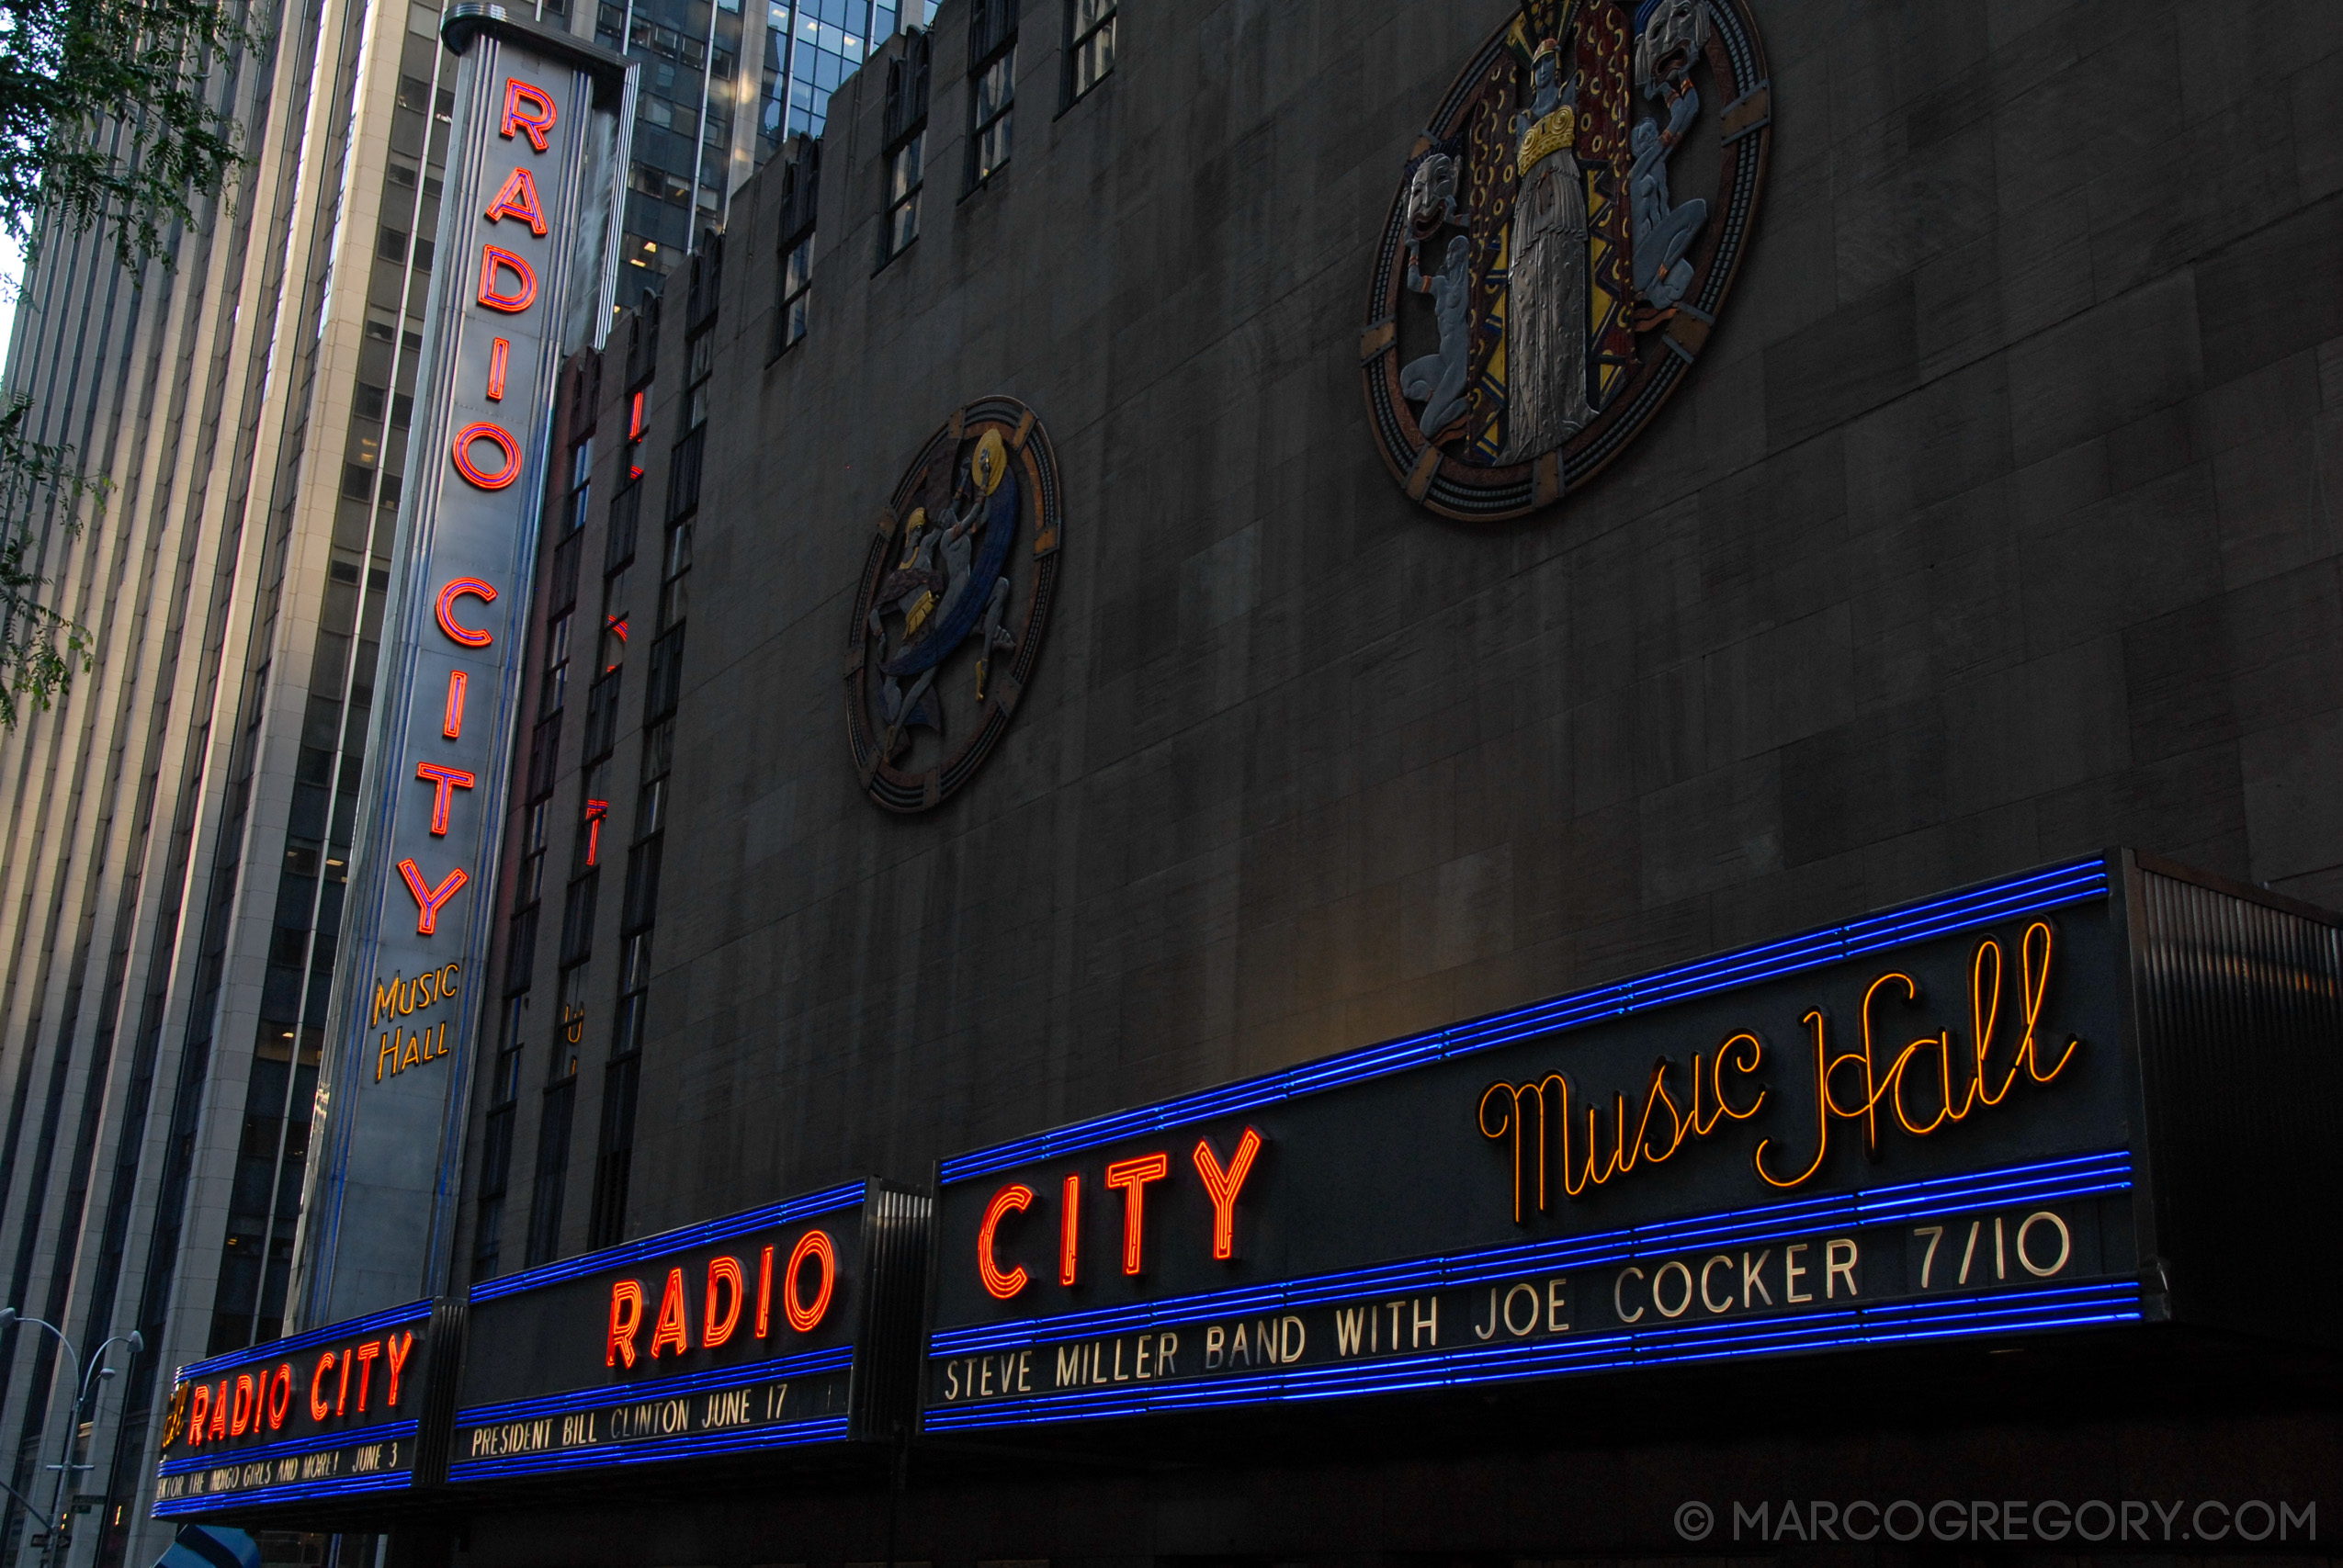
top-left (138, 852), bottom-right (2336, 1526)
top-left (153, 1299), bottom-right (465, 1517)
top-left (448, 1179), bottom-right (929, 1483)
top-left (923, 857), bottom-right (2160, 1431)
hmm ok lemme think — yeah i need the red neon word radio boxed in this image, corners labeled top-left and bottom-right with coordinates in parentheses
top-left (975, 1127), bottom-right (1266, 1300)
top-left (605, 1231), bottom-right (839, 1369)
top-left (175, 1333), bottom-right (417, 1448)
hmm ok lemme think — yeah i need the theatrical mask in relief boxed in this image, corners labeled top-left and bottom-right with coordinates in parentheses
top-left (1362, 0), bottom-right (1772, 521)
top-left (846, 399), bottom-right (1064, 813)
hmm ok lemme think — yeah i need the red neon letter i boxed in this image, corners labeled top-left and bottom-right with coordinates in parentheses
top-left (487, 336), bottom-right (509, 400)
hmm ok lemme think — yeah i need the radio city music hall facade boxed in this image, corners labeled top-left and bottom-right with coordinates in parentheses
top-left (138, 0), bottom-right (2342, 1565)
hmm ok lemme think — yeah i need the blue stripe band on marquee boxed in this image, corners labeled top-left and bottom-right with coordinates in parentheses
top-left (922, 1279), bottom-right (2145, 1431)
top-left (928, 1149), bottom-right (2133, 1358)
top-left (939, 858), bottom-right (2111, 1182)
top-left (175, 1300), bottom-right (434, 1381)
top-left (152, 1470), bottom-right (417, 1515)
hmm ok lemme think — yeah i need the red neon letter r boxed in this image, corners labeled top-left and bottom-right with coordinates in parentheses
top-left (501, 78), bottom-right (556, 152)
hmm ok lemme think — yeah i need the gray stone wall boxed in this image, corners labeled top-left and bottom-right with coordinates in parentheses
top-left (616, 0), bottom-right (2343, 1236)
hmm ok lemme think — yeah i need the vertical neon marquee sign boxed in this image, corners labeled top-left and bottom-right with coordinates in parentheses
top-left (293, 5), bottom-right (634, 1326)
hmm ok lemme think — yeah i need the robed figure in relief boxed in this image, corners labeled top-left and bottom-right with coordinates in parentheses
top-left (1500, 37), bottom-right (1596, 460)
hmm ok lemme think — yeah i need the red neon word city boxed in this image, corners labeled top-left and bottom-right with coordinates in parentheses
top-left (978, 1128), bottom-right (1265, 1300)
top-left (395, 578), bottom-right (497, 932)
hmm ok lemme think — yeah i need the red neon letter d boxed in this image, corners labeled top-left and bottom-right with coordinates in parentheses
top-left (478, 244), bottom-right (537, 312)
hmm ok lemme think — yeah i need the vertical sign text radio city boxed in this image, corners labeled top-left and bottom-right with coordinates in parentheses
top-left (298, 9), bottom-right (629, 1325)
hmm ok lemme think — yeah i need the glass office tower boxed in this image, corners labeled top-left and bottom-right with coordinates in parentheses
top-left (588, 0), bottom-right (937, 285)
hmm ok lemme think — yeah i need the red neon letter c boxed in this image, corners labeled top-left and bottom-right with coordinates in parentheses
top-left (451, 422), bottom-right (521, 489)
top-left (977, 1183), bottom-right (1034, 1300)
top-left (309, 1354), bottom-right (334, 1421)
top-left (436, 578), bottom-right (497, 646)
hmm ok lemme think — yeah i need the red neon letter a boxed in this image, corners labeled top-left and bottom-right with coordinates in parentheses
top-left (502, 77), bottom-right (556, 152)
top-left (650, 1267), bottom-right (691, 1358)
top-left (484, 166), bottom-right (549, 235)
top-left (398, 859), bottom-right (468, 934)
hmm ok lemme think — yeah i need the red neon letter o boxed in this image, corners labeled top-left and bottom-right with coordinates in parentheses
top-left (452, 422), bottom-right (521, 490)
top-left (266, 1364), bottom-right (292, 1429)
top-left (436, 578), bottom-right (498, 647)
top-left (977, 1183), bottom-right (1035, 1300)
top-left (784, 1229), bottom-right (836, 1332)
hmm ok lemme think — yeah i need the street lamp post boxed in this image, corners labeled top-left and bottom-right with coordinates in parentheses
top-left (0, 1309), bottom-right (141, 1568)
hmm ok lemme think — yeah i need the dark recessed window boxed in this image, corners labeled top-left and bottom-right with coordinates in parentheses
top-left (774, 142), bottom-right (819, 355)
top-left (1066, 0), bottom-right (1115, 105)
top-left (888, 134), bottom-right (923, 253)
top-left (568, 434), bottom-right (594, 534)
top-left (967, 0), bottom-right (1016, 189)
top-left (880, 31), bottom-right (931, 261)
top-left (779, 233), bottom-right (812, 348)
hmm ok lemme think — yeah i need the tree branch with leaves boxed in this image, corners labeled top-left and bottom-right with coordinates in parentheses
top-left (0, 398), bottom-right (105, 728)
top-left (0, 0), bottom-right (266, 727)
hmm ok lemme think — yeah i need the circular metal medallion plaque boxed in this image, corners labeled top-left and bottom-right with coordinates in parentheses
top-left (846, 398), bottom-right (1061, 813)
top-left (1362, 0), bottom-right (1772, 521)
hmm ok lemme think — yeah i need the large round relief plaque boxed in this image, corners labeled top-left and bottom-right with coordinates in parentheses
top-left (847, 398), bottom-right (1062, 813)
top-left (1361, 0), bottom-right (1771, 520)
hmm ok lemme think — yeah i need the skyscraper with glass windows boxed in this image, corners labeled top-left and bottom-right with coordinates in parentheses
top-left (584, 0), bottom-right (935, 286)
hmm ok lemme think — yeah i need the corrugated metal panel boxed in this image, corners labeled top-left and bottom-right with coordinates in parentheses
top-left (2131, 858), bottom-right (2343, 1344)
top-left (854, 1181), bottom-right (933, 1442)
